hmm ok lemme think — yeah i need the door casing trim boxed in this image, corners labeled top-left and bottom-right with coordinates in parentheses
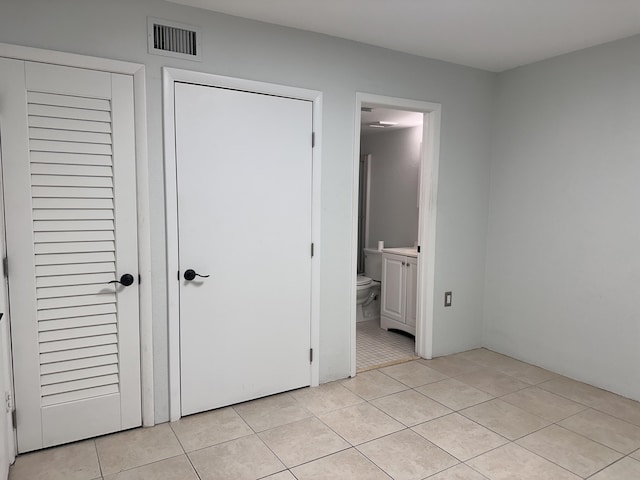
top-left (351, 93), bottom-right (442, 376)
top-left (0, 42), bottom-right (154, 430)
top-left (163, 67), bottom-right (322, 421)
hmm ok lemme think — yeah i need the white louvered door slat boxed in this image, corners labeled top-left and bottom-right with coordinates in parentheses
top-left (31, 176), bottom-right (114, 188)
top-left (39, 324), bottom-right (118, 342)
top-left (30, 152), bottom-right (113, 167)
top-left (38, 314), bottom-right (117, 332)
top-left (40, 353), bottom-right (119, 375)
top-left (28, 116), bottom-right (112, 133)
top-left (41, 364), bottom-right (119, 386)
top-left (39, 344), bottom-right (119, 364)
top-left (2, 60), bottom-right (141, 452)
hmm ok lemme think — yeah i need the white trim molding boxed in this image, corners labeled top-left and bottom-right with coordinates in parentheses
top-left (162, 67), bottom-right (322, 422)
top-left (351, 93), bottom-right (442, 376)
top-left (0, 42), bottom-right (155, 427)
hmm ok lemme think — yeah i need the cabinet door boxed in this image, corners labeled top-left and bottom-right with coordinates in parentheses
top-left (381, 253), bottom-right (405, 323)
top-left (405, 257), bottom-right (418, 327)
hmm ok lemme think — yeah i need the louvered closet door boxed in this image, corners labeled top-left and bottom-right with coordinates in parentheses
top-left (0, 60), bottom-right (141, 452)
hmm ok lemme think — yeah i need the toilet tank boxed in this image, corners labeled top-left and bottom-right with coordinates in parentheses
top-left (363, 248), bottom-right (382, 281)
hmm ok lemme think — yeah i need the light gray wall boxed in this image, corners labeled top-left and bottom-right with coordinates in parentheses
top-left (485, 35), bottom-right (640, 401)
top-left (362, 126), bottom-right (421, 249)
top-left (0, 0), bottom-right (494, 422)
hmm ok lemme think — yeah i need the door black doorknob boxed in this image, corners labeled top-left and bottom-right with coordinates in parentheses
top-left (108, 274), bottom-right (135, 286)
top-left (184, 269), bottom-right (210, 281)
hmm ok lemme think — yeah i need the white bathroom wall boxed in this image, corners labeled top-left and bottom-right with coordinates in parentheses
top-left (0, 0), bottom-right (494, 422)
top-left (485, 35), bottom-right (640, 401)
top-left (361, 126), bottom-right (421, 249)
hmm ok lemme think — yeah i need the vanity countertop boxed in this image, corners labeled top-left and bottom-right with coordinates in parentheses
top-left (381, 247), bottom-right (418, 258)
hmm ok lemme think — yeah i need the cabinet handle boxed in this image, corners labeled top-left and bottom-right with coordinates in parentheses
top-left (402, 262), bottom-right (405, 266)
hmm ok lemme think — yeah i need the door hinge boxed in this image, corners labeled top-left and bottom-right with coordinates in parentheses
top-left (5, 392), bottom-right (15, 429)
top-left (311, 243), bottom-right (314, 257)
top-left (2, 256), bottom-right (7, 278)
top-left (417, 245), bottom-right (421, 253)
top-left (309, 348), bottom-right (313, 363)
top-left (312, 132), bottom-right (315, 148)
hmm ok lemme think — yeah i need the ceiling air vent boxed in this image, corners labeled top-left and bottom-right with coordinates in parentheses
top-left (148, 18), bottom-right (201, 61)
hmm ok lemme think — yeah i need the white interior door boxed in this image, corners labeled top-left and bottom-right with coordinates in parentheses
top-left (0, 59), bottom-right (141, 452)
top-left (175, 82), bottom-right (313, 416)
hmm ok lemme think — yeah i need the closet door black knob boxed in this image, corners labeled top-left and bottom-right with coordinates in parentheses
top-left (184, 269), bottom-right (210, 281)
top-left (108, 274), bottom-right (135, 287)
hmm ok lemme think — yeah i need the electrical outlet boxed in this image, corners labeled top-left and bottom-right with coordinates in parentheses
top-left (444, 291), bottom-right (452, 307)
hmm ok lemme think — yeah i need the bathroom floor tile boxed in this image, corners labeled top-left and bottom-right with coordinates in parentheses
top-left (467, 443), bottom-right (581, 480)
top-left (455, 369), bottom-right (530, 397)
top-left (453, 349), bottom-right (510, 366)
top-left (357, 429), bottom-right (457, 480)
top-left (95, 424), bottom-right (183, 476)
top-left (262, 471), bottom-right (297, 480)
top-left (379, 361), bottom-right (448, 387)
top-left (417, 379), bottom-right (494, 411)
top-left (500, 387), bottom-right (586, 422)
top-left (170, 406), bottom-right (253, 452)
top-left (341, 369), bottom-right (408, 400)
top-left (589, 457), bottom-right (640, 480)
top-left (356, 320), bottom-right (416, 372)
top-left (290, 381), bottom-right (364, 415)
top-left (291, 448), bottom-right (391, 479)
top-left (258, 417), bottom-right (349, 467)
top-left (318, 403), bottom-right (404, 445)
top-left (427, 464), bottom-right (490, 480)
top-left (498, 363), bottom-right (558, 385)
top-left (416, 379), bottom-right (494, 411)
top-left (413, 413), bottom-right (508, 461)
top-left (8, 440), bottom-right (100, 480)
top-left (418, 356), bottom-right (483, 377)
top-left (370, 389), bottom-right (451, 426)
top-left (233, 392), bottom-right (312, 432)
top-left (102, 455), bottom-right (198, 480)
top-left (558, 408), bottom-right (640, 454)
top-left (536, 376), bottom-right (640, 426)
top-left (12, 347), bottom-right (640, 480)
top-left (516, 425), bottom-right (622, 477)
top-left (187, 434), bottom-right (284, 480)
top-left (460, 399), bottom-right (551, 440)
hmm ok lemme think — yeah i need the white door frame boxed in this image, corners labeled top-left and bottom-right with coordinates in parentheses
top-left (163, 68), bottom-right (322, 422)
top-left (0, 134), bottom-right (16, 475)
top-left (0, 43), bottom-right (154, 428)
top-left (351, 93), bottom-right (442, 376)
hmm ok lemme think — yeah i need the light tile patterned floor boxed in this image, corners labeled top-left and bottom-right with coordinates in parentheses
top-left (9, 348), bottom-right (640, 480)
top-left (356, 320), bottom-right (417, 372)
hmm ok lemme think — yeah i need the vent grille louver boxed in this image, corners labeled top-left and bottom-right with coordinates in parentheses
top-left (148, 18), bottom-right (201, 61)
top-left (153, 24), bottom-right (197, 56)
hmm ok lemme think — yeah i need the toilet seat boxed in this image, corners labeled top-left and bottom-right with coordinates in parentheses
top-left (357, 275), bottom-right (372, 287)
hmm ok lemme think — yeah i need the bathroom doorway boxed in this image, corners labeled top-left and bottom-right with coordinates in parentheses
top-left (351, 94), bottom-right (442, 376)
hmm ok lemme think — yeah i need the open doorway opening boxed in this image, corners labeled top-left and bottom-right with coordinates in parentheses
top-left (351, 94), bottom-right (442, 376)
top-left (355, 106), bottom-right (423, 372)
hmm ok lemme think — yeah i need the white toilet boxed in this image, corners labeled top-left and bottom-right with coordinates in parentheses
top-left (356, 248), bottom-right (382, 323)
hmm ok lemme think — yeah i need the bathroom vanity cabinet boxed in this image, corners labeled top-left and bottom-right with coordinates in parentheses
top-left (381, 250), bottom-right (417, 335)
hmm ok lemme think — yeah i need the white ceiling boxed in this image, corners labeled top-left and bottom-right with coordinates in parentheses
top-left (167, 0), bottom-right (640, 71)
